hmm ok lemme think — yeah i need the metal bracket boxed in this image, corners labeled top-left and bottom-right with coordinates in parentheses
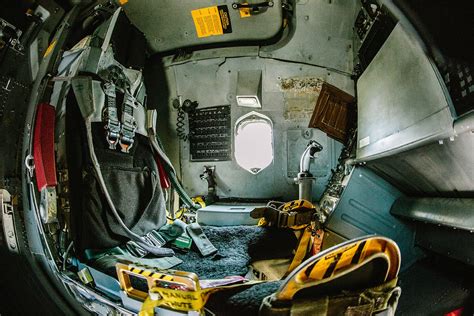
top-left (231, 1), bottom-right (274, 12)
top-left (2, 78), bottom-right (12, 92)
top-left (25, 154), bottom-right (35, 178)
top-left (200, 166), bottom-right (217, 204)
top-left (1, 189), bottom-right (19, 253)
top-left (39, 187), bottom-right (58, 224)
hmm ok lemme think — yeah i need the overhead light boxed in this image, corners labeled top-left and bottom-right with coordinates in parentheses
top-left (236, 96), bottom-right (260, 108)
top-left (236, 70), bottom-right (262, 108)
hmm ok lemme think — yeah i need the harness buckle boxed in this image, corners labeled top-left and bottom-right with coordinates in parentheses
top-left (119, 92), bottom-right (138, 153)
top-left (103, 82), bottom-right (121, 150)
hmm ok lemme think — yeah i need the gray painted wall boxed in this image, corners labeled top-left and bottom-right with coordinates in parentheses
top-left (164, 57), bottom-right (354, 200)
top-left (150, 0), bottom-right (360, 201)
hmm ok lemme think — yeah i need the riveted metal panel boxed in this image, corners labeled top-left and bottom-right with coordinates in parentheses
top-left (121, 0), bottom-right (283, 53)
top-left (165, 57), bottom-right (353, 201)
top-left (416, 224), bottom-right (474, 266)
top-left (367, 129), bottom-right (474, 196)
top-left (356, 24), bottom-right (454, 161)
top-left (326, 167), bottom-right (422, 269)
top-left (260, 0), bottom-right (359, 74)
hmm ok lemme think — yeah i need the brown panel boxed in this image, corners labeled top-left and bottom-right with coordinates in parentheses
top-left (308, 83), bottom-right (355, 143)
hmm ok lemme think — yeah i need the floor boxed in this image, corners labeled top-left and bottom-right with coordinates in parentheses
top-left (396, 255), bottom-right (474, 315)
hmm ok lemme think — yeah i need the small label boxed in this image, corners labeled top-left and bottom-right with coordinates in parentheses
top-left (191, 5), bottom-right (232, 38)
top-left (239, 4), bottom-right (251, 18)
top-left (359, 136), bottom-right (370, 148)
top-left (43, 40), bottom-right (56, 57)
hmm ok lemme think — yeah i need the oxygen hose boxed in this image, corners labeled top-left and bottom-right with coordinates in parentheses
top-left (85, 119), bottom-right (175, 257)
top-left (153, 135), bottom-right (201, 211)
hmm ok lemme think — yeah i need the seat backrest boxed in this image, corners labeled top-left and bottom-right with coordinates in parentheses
top-left (275, 235), bottom-right (401, 301)
top-left (62, 11), bottom-right (168, 259)
top-left (259, 236), bottom-right (402, 316)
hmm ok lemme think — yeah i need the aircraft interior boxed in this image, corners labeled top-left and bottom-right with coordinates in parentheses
top-left (0, 1), bottom-right (473, 315)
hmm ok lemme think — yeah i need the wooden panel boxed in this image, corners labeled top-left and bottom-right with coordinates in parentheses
top-left (308, 83), bottom-right (355, 143)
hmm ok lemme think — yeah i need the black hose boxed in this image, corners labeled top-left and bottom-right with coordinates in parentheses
top-left (176, 108), bottom-right (188, 141)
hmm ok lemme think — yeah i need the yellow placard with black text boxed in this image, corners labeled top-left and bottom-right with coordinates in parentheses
top-left (191, 5), bottom-right (233, 38)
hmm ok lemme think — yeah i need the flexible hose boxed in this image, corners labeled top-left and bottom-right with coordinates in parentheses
top-left (85, 118), bottom-right (174, 257)
top-left (168, 170), bottom-right (200, 211)
top-left (153, 134), bottom-right (201, 211)
top-left (62, 241), bottom-right (74, 271)
top-left (176, 108), bottom-right (188, 141)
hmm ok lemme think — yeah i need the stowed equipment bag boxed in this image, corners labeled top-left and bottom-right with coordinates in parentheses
top-left (79, 126), bottom-right (167, 253)
top-left (67, 64), bottom-right (168, 258)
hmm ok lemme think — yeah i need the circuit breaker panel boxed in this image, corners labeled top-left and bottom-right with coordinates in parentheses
top-left (189, 105), bottom-right (231, 161)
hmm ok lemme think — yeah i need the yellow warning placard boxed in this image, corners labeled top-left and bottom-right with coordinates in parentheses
top-left (191, 5), bottom-right (233, 38)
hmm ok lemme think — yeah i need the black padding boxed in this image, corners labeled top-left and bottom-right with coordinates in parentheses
top-left (294, 257), bottom-right (389, 299)
top-left (207, 281), bottom-right (283, 316)
top-left (111, 13), bottom-right (147, 70)
top-left (80, 130), bottom-right (166, 249)
top-left (66, 93), bottom-right (166, 258)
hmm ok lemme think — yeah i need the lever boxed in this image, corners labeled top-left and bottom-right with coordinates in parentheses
top-left (296, 140), bottom-right (324, 202)
top-left (200, 166), bottom-right (217, 204)
top-left (232, 1), bottom-right (274, 13)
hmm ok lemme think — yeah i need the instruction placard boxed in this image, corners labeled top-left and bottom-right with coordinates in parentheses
top-left (191, 5), bottom-right (233, 38)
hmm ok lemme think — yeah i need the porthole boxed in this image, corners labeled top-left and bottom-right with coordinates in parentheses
top-left (234, 111), bottom-right (273, 175)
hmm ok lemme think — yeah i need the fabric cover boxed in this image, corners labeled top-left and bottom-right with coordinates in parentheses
top-left (67, 93), bottom-right (166, 257)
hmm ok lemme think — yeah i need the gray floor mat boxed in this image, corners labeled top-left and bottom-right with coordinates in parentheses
top-left (174, 225), bottom-right (296, 279)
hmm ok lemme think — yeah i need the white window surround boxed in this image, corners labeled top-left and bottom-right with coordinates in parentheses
top-left (234, 111), bottom-right (274, 175)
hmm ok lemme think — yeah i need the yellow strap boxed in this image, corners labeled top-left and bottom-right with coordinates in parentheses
top-left (285, 226), bottom-right (313, 276)
top-left (139, 281), bottom-right (264, 315)
top-left (139, 297), bottom-right (157, 316)
top-left (192, 196), bottom-right (206, 208)
top-left (139, 288), bottom-right (212, 314)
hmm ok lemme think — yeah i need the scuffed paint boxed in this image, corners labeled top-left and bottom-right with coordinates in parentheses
top-left (280, 77), bottom-right (324, 121)
top-left (280, 77), bottom-right (324, 93)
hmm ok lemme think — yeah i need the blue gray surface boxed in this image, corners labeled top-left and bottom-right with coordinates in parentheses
top-left (326, 167), bottom-right (423, 269)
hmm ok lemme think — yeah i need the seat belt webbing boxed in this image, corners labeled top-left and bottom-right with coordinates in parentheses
top-left (103, 82), bottom-right (120, 150)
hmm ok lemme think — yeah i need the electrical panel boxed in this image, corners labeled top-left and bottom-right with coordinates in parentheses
top-left (353, 0), bottom-right (396, 73)
top-left (189, 105), bottom-right (231, 161)
top-left (441, 61), bottom-right (474, 116)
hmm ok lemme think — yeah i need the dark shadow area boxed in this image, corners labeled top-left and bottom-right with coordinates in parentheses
top-left (0, 247), bottom-right (65, 315)
top-left (397, 254), bottom-right (474, 315)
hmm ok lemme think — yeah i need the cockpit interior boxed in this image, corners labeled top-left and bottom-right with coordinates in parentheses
top-left (0, 0), bottom-right (473, 315)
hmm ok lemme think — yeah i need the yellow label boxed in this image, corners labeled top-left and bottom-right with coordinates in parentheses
top-left (239, 4), bottom-right (251, 18)
top-left (118, 0), bottom-right (128, 5)
top-left (191, 6), bottom-right (223, 38)
top-left (44, 40), bottom-right (56, 58)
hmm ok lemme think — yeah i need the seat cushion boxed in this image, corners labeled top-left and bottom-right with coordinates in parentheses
top-left (207, 281), bottom-right (283, 316)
